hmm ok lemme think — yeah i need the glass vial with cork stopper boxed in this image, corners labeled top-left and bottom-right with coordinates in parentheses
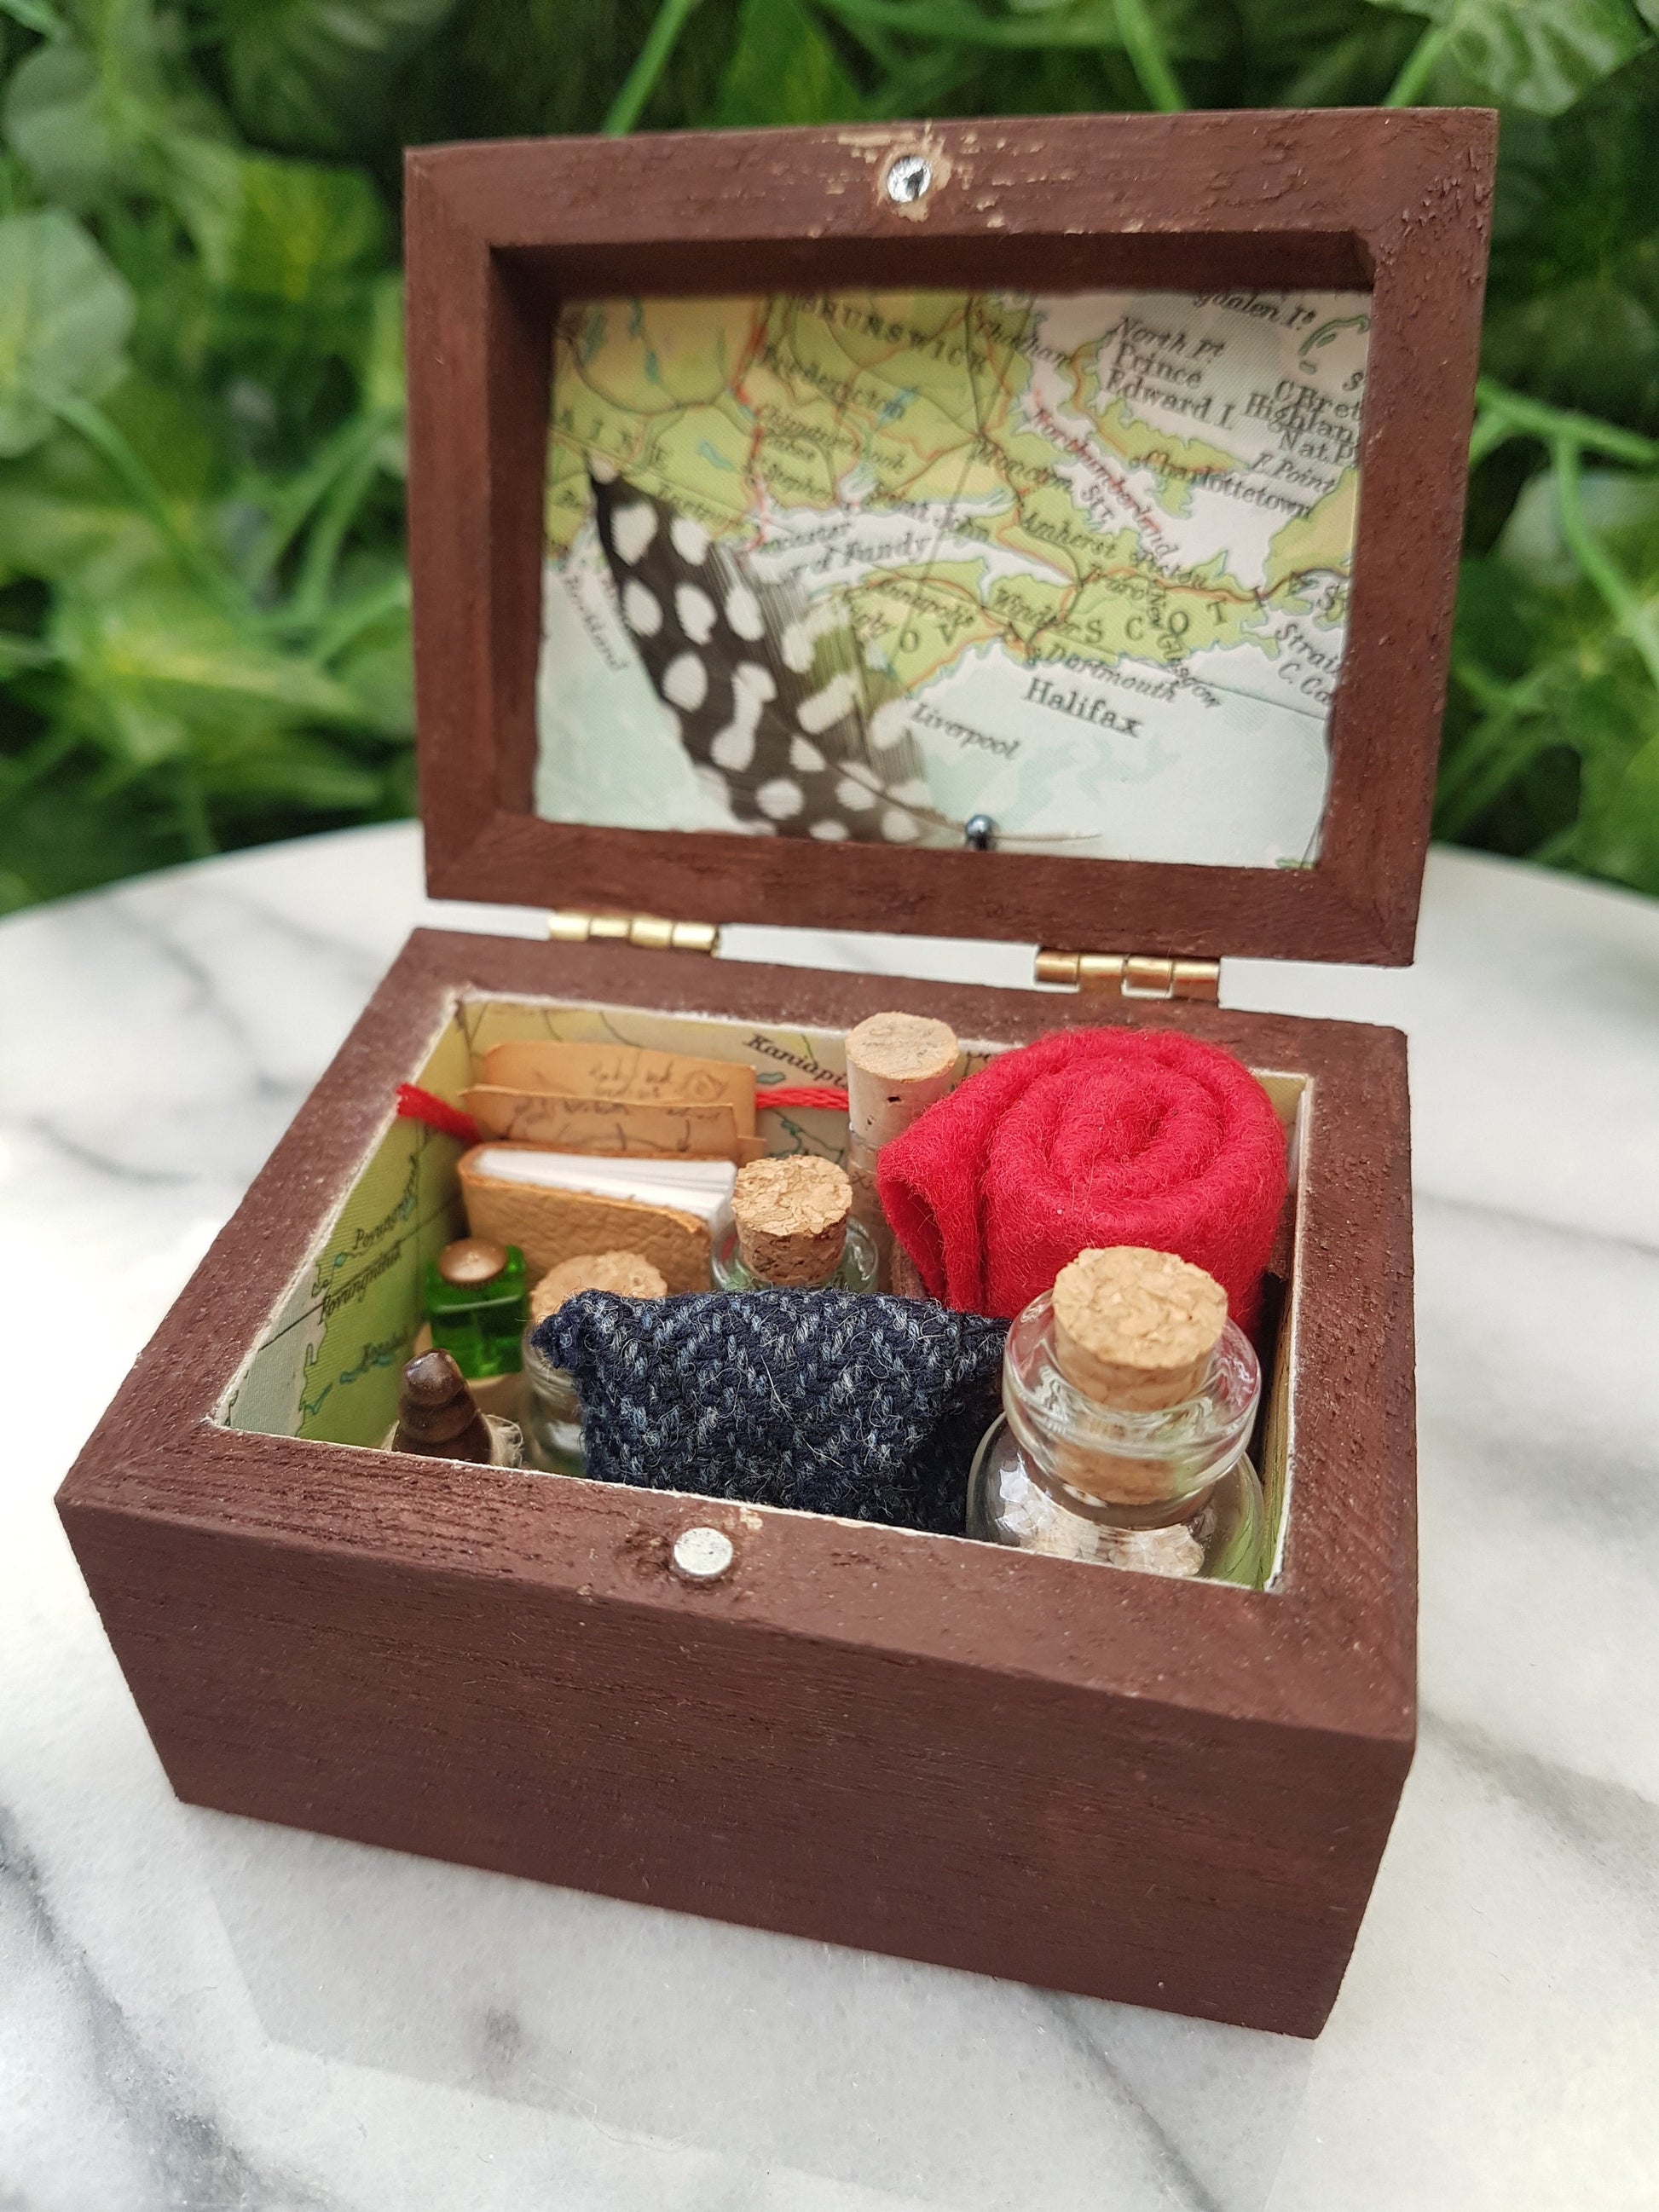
top-left (521, 1250), bottom-right (667, 1473)
top-left (967, 1247), bottom-right (1269, 1585)
top-left (712, 1155), bottom-right (877, 1292)
top-left (843, 1013), bottom-right (958, 1291)
top-left (424, 1237), bottom-right (529, 1379)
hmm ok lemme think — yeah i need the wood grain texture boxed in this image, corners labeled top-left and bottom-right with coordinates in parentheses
top-left (58, 931), bottom-right (1416, 2036)
top-left (406, 108), bottom-right (1495, 962)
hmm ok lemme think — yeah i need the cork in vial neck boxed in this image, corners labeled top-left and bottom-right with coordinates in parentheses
top-left (1051, 1247), bottom-right (1228, 1414)
top-left (732, 1155), bottom-right (853, 1287)
top-left (529, 1249), bottom-right (668, 1322)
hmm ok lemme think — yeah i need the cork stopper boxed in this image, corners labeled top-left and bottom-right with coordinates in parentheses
top-left (529, 1249), bottom-right (668, 1322)
top-left (436, 1237), bottom-right (509, 1287)
top-left (844, 1013), bottom-right (959, 1151)
top-left (1051, 1248), bottom-right (1228, 1414)
top-left (391, 1348), bottom-right (494, 1462)
top-left (731, 1155), bottom-right (852, 1287)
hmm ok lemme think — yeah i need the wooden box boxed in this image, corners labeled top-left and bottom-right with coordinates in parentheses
top-left (57, 109), bottom-right (1494, 2038)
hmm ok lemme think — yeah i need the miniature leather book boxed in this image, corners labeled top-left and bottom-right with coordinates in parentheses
top-left (459, 1144), bottom-right (737, 1291)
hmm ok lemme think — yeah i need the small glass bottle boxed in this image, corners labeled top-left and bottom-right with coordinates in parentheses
top-left (424, 1238), bottom-right (529, 1379)
top-left (967, 1252), bottom-right (1269, 1587)
top-left (519, 1248), bottom-right (668, 1475)
top-left (712, 1154), bottom-right (878, 1292)
top-left (713, 1215), bottom-right (878, 1292)
top-left (521, 1331), bottom-right (586, 1474)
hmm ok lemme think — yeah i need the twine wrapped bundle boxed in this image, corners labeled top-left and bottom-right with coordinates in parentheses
top-left (876, 1028), bottom-right (1288, 1331)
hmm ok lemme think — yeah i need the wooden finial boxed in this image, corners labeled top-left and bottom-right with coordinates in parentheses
top-left (844, 1013), bottom-right (959, 1149)
top-left (731, 1155), bottom-right (852, 1286)
top-left (392, 1349), bottom-right (494, 1463)
top-left (1051, 1248), bottom-right (1228, 1414)
top-left (529, 1249), bottom-right (668, 1322)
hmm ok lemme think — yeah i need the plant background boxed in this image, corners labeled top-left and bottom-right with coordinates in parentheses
top-left (2, 0), bottom-right (1658, 913)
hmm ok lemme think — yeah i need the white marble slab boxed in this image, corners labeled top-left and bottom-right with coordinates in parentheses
top-left (1, 826), bottom-right (1655, 2209)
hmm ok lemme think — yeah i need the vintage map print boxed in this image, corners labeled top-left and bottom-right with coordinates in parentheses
top-left (535, 289), bottom-right (1368, 869)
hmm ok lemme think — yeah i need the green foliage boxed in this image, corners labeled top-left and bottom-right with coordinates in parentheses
top-left (1, 0), bottom-right (1657, 911)
top-left (204, 0), bottom-right (459, 157)
top-left (1373, 0), bottom-right (1651, 114)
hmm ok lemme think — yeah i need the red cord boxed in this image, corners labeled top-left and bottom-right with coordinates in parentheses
top-left (395, 1083), bottom-right (481, 1145)
top-left (757, 1085), bottom-right (849, 1113)
top-left (396, 1081), bottom-right (843, 1141)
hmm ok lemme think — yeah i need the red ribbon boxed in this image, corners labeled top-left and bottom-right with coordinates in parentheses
top-left (395, 1083), bottom-right (481, 1145)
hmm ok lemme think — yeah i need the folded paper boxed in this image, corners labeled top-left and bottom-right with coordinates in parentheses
top-left (462, 1040), bottom-right (760, 1164)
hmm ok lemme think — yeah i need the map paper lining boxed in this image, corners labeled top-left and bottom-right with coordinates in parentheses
top-left (535, 286), bottom-right (1369, 870)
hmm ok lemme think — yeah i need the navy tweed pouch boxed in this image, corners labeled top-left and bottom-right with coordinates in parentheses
top-left (535, 1291), bottom-right (1009, 1536)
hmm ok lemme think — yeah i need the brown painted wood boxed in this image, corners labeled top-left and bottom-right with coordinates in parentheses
top-left (407, 109), bottom-right (1494, 962)
top-left (58, 930), bottom-right (1415, 2036)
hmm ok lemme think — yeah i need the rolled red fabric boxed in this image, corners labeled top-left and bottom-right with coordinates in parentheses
top-left (876, 1027), bottom-right (1288, 1331)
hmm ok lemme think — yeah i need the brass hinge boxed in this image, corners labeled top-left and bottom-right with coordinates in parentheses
top-left (1033, 950), bottom-right (1221, 1002)
top-left (548, 909), bottom-right (721, 955)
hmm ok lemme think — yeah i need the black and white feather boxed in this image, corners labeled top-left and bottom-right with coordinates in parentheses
top-left (592, 467), bottom-right (939, 845)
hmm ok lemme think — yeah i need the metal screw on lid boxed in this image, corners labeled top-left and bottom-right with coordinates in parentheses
top-left (884, 153), bottom-right (933, 205)
top-left (963, 813), bottom-right (996, 850)
top-left (436, 1237), bottom-right (509, 1287)
top-left (671, 1526), bottom-right (736, 1583)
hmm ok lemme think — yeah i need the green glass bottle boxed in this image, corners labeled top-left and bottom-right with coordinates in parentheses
top-left (424, 1238), bottom-right (530, 1379)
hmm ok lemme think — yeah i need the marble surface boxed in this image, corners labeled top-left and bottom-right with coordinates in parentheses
top-left (2, 824), bottom-right (1656, 2211)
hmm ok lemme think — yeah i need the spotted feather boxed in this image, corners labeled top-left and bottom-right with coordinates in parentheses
top-left (593, 475), bottom-right (938, 845)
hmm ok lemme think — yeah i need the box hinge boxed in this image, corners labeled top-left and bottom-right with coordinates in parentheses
top-left (548, 909), bottom-right (721, 956)
top-left (1033, 950), bottom-right (1221, 1002)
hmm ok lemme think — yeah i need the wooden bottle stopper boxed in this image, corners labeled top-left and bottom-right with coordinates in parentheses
top-left (844, 1013), bottom-right (960, 1151)
top-left (731, 1155), bottom-right (852, 1287)
top-left (1051, 1247), bottom-right (1228, 1414)
top-left (391, 1348), bottom-right (494, 1464)
top-left (529, 1249), bottom-right (668, 1323)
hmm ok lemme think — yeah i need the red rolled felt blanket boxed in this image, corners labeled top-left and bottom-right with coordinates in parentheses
top-left (876, 1027), bottom-right (1288, 1331)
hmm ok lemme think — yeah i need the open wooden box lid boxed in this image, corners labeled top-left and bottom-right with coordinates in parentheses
top-left (406, 108), bottom-right (1494, 971)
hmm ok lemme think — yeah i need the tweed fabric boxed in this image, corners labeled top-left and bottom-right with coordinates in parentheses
top-left (877, 1026), bottom-right (1288, 1333)
top-left (536, 1291), bottom-right (1008, 1535)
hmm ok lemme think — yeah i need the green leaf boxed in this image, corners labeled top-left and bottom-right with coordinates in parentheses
top-left (0, 209), bottom-right (134, 457)
top-left (0, 370), bottom-right (224, 606)
top-left (358, 270), bottom-right (405, 421)
top-left (0, 752), bottom-right (188, 910)
top-left (716, 0), bottom-right (864, 125)
top-left (323, 562), bottom-right (413, 733)
top-left (1373, 0), bottom-right (1651, 116)
top-left (0, 0), bottom-right (71, 37)
top-left (165, 136), bottom-right (384, 303)
top-left (52, 581), bottom-right (366, 764)
top-left (185, 726), bottom-right (384, 807)
top-left (2, 43), bottom-right (118, 207)
top-left (0, 435), bottom-right (174, 591)
top-left (205, 0), bottom-right (459, 157)
top-left (1483, 66), bottom-right (1659, 431)
top-left (1496, 462), bottom-right (1659, 589)
top-left (1562, 674), bottom-right (1659, 890)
